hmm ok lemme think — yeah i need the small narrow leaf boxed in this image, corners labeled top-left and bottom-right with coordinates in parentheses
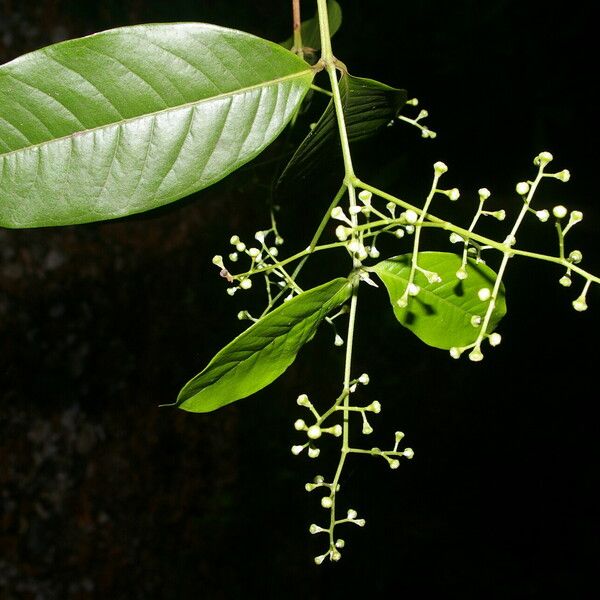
top-left (0, 23), bottom-right (313, 228)
top-left (177, 278), bottom-right (352, 413)
top-left (277, 73), bottom-right (407, 190)
top-left (280, 0), bottom-right (343, 52)
top-left (370, 252), bottom-right (507, 349)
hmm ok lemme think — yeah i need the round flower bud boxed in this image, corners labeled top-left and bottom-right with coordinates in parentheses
top-left (535, 151), bottom-right (553, 166)
top-left (314, 475), bottom-right (324, 484)
top-left (347, 509), bottom-right (358, 519)
top-left (478, 188), bottom-right (491, 201)
top-left (358, 373), bottom-right (370, 385)
top-left (331, 425), bottom-right (343, 437)
top-left (470, 315), bottom-right (482, 327)
top-left (307, 425), bottom-right (322, 440)
top-left (556, 169), bottom-right (570, 182)
top-left (404, 209), bottom-right (418, 224)
top-left (569, 250), bottom-right (583, 264)
top-left (321, 496), bottom-right (333, 509)
top-left (394, 228), bottom-right (405, 238)
top-left (228, 252), bottom-right (238, 262)
top-left (403, 448), bottom-right (415, 459)
top-left (335, 539), bottom-right (345, 549)
top-left (331, 207), bottom-right (346, 220)
top-left (236, 242), bottom-right (246, 252)
top-left (240, 278), bottom-right (252, 290)
top-left (559, 275), bottom-right (572, 287)
top-left (309, 524), bottom-right (320, 534)
top-left (297, 394), bottom-right (310, 406)
top-left (334, 334), bottom-right (344, 347)
top-left (493, 210), bottom-right (506, 221)
top-left (308, 446), bottom-right (320, 459)
top-left (449, 347), bottom-right (461, 359)
top-left (489, 332), bottom-right (502, 347)
top-left (331, 550), bottom-right (342, 562)
top-left (230, 235), bottom-right (240, 245)
top-left (226, 287), bottom-right (237, 296)
top-left (212, 255), bottom-right (224, 267)
top-left (291, 445), bottom-right (304, 455)
top-left (434, 161), bottom-right (448, 174)
top-left (448, 188), bottom-right (460, 201)
top-left (369, 401), bottom-right (382, 414)
top-left (294, 419), bottom-right (306, 431)
top-left (552, 205), bottom-right (568, 219)
top-left (516, 181), bottom-right (530, 195)
top-left (407, 283), bottom-right (420, 296)
top-left (536, 209), bottom-right (550, 223)
top-left (275, 235), bottom-right (284, 245)
top-left (254, 231), bottom-right (265, 243)
top-left (390, 459), bottom-right (400, 469)
top-left (355, 519), bottom-right (366, 527)
top-left (335, 225), bottom-right (349, 241)
top-left (314, 555), bottom-right (326, 566)
top-left (369, 246), bottom-right (380, 259)
top-left (569, 211), bottom-right (583, 224)
top-left (477, 288), bottom-right (491, 302)
top-left (269, 247), bottom-right (279, 257)
top-left (449, 233), bottom-right (463, 244)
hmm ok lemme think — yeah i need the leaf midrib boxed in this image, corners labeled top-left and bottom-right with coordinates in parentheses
top-left (0, 69), bottom-right (312, 161)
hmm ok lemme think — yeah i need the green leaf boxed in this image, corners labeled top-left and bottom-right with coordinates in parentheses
top-left (177, 278), bottom-right (352, 413)
top-left (280, 0), bottom-right (343, 52)
top-left (0, 23), bottom-right (313, 228)
top-left (277, 73), bottom-right (407, 189)
top-left (370, 252), bottom-right (507, 349)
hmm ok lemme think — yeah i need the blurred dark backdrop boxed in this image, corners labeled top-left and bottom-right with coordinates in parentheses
top-left (1, 1), bottom-right (598, 598)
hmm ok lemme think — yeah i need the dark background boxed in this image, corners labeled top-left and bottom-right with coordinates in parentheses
top-left (0, 1), bottom-right (598, 598)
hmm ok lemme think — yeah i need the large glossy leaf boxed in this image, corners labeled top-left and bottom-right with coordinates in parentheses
top-left (277, 73), bottom-right (407, 190)
top-left (177, 278), bottom-right (352, 413)
top-left (281, 0), bottom-right (343, 52)
top-left (0, 23), bottom-right (314, 228)
top-left (370, 252), bottom-right (507, 349)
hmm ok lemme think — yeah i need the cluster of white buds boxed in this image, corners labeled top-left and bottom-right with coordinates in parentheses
top-left (398, 99), bottom-right (437, 139)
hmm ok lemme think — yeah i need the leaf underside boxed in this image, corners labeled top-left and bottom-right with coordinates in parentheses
top-left (371, 252), bottom-right (507, 349)
top-left (177, 278), bottom-right (352, 413)
top-left (277, 73), bottom-right (407, 191)
top-left (0, 23), bottom-right (313, 228)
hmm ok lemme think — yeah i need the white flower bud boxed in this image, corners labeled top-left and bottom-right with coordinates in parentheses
top-left (448, 188), bottom-right (460, 201)
top-left (534, 151), bottom-right (553, 166)
top-left (369, 246), bottom-right (380, 258)
top-left (335, 539), bottom-right (345, 548)
top-left (407, 282), bottom-right (420, 296)
top-left (395, 431), bottom-right (405, 442)
top-left (248, 247), bottom-right (260, 258)
top-left (358, 190), bottom-right (372, 204)
top-left (456, 267), bottom-right (468, 280)
top-left (470, 315), bottom-right (482, 327)
top-left (369, 400), bottom-right (381, 413)
top-left (394, 228), bottom-right (405, 238)
top-left (307, 425), bottom-right (322, 440)
top-left (418, 109), bottom-right (429, 120)
top-left (331, 207), bottom-right (346, 220)
top-left (349, 205), bottom-right (362, 215)
top-left (297, 394), bottom-right (310, 406)
top-left (559, 275), bottom-right (572, 287)
top-left (493, 210), bottom-right (506, 221)
top-left (468, 347), bottom-right (484, 362)
top-left (386, 202), bottom-right (396, 215)
top-left (236, 242), bottom-right (246, 252)
top-left (434, 161), bottom-right (448, 174)
top-left (275, 235), bottom-right (284, 245)
top-left (569, 211), bottom-right (583, 225)
top-left (331, 550), bottom-right (342, 562)
top-left (321, 496), bottom-right (333, 509)
top-left (552, 205), bottom-right (567, 219)
top-left (314, 554), bottom-right (326, 565)
top-left (294, 419), bottom-right (306, 431)
top-left (226, 287), bottom-right (237, 296)
top-left (489, 332), bottom-right (502, 347)
top-left (335, 225), bottom-right (349, 241)
top-left (334, 334), bottom-right (344, 347)
top-left (269, 247), bottom-right (279, 257)
top-left (478, 188), bottom-right (491, 201)
top-left (569, 250), bottom-right (583, 264)
top-left (362, 422), bottom-right (373, 435)
top-left (477, 288), bottom-right (491, 301)
top-left (404, 209), bottom-right (418, 224)
top-left (254, 231), bottom-right (265, 243)
top-left (228, 252), bottom-right (238, 262)
top-left (309, 524), bottom-right (321, 534)
top-left (572, 297), bottom-right (588, 312)
top-left (536, 209), bottom-right (550, 222)
top-left (449, 347), bottom-right (461, 359)
top-left (308, 446), bottom-right (320, 458)
top-left (230, 235), bottom-right (240, 245)
top-left (212, 255), bottom-right (224, 267)
top-left (347, 509), bottom-right (358, 519)
top-left (516, 181), bottom-right (530, 195)
top-left (358, 373), bottom-right (370, 385)
top-left (449, 233), bottom-right (463, 244)
top-left (240, 278), bottom-right (252, 290)
top-left (355, 519), bottom-right (366, 527)
top-left (291, 445), bottom-right (304, 455)
top-left (403, 448), bottom-right (415, 459)
top-left (331, 425), bottom-right (343, 437)
top-left (556, 169), bottom-right (570, 182)
top-left (389, 459), bottom-right (400, 469)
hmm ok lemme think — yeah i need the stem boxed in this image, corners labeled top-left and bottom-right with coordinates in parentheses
top-left (292, 0), bottom-right (303, 58)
